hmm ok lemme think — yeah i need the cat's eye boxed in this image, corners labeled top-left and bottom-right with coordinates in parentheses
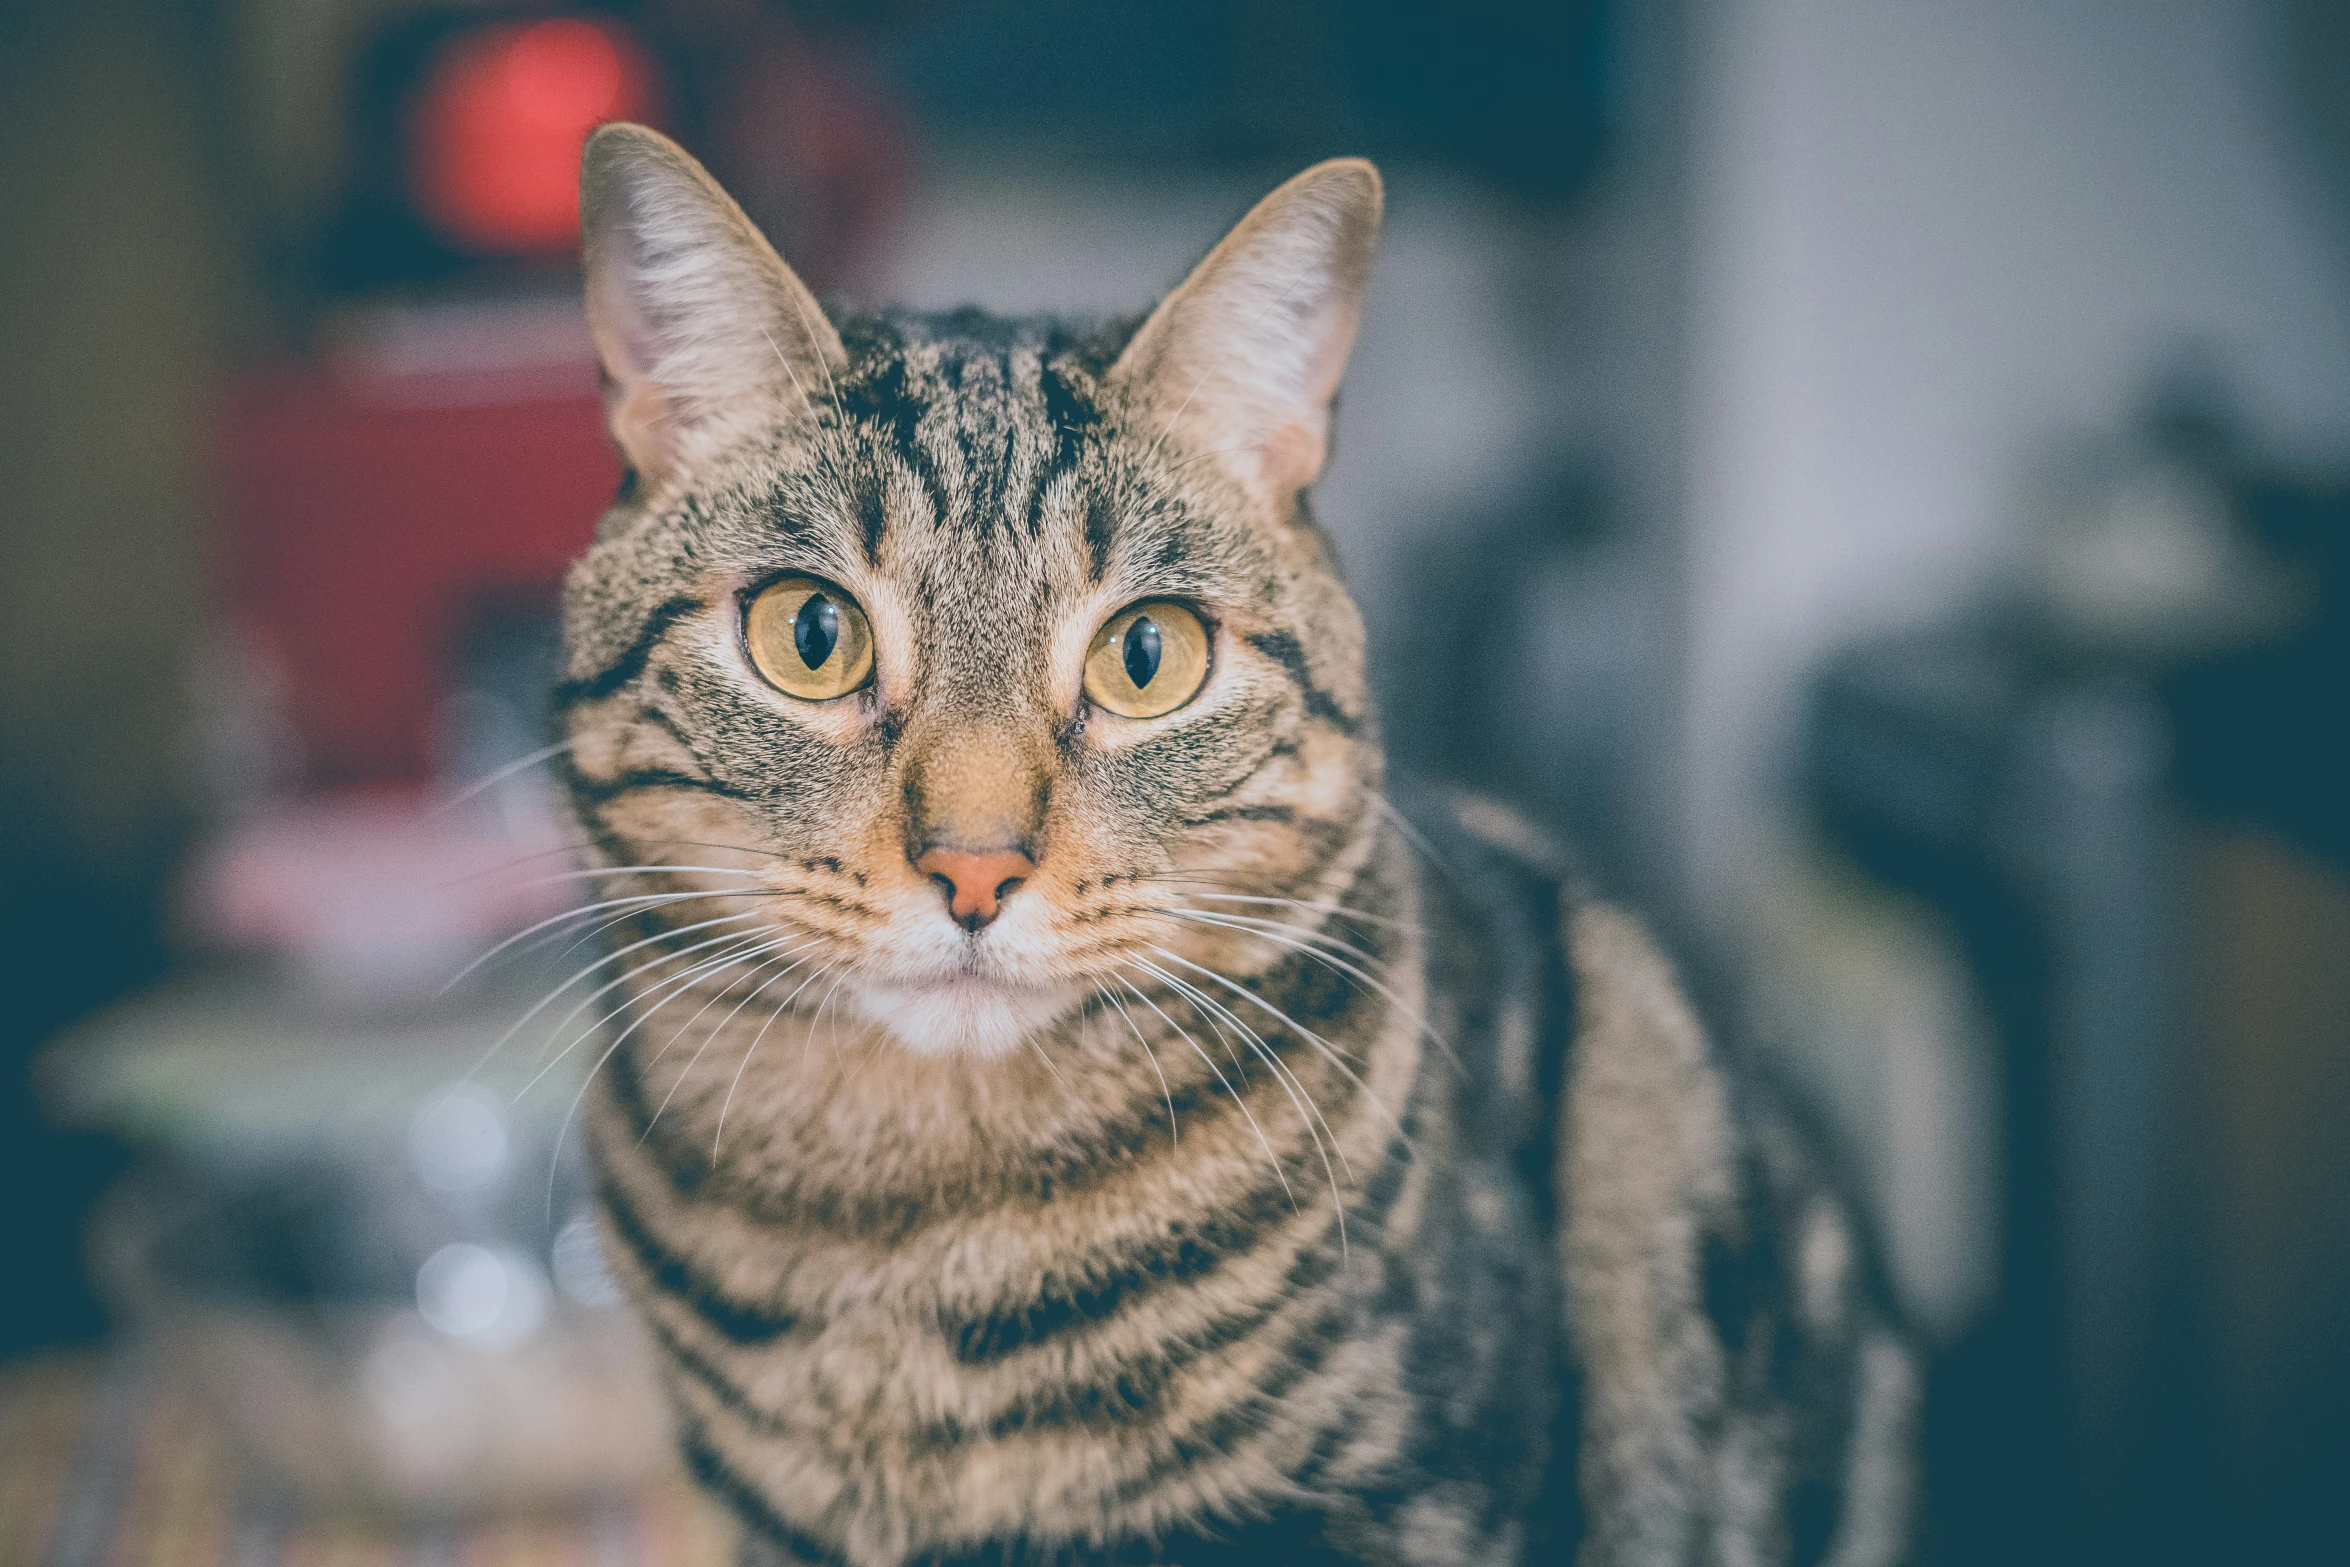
top-left (1083, 602), bottom-right (1210, 719)
top-left (745, 576), bottom-right (874, 700)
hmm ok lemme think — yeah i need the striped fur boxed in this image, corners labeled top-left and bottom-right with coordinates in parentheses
top-left (556, 128), bottom-right (1916, 1566)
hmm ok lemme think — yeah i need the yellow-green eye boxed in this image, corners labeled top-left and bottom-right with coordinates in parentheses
top-left (745, 576), bottom-right (874, 700)
top-left (1084, 602), bottom-right (1210, 719)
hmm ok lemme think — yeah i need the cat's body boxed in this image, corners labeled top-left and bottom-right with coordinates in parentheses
top-left (556, 127), bottom-right (1915, 1566)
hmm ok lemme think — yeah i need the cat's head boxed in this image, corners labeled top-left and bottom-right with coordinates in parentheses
top-left (560, 125), bottom-right (1385, 1058)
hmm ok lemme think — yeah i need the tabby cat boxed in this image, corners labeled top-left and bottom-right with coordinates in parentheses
top-left (554, 123), bottom-right (1917, 1567)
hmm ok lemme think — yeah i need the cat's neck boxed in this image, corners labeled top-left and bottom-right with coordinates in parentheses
top-left (610, 992), bottom-right (1190, 1215)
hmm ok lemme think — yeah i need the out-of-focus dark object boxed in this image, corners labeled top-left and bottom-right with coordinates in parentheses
top-left (2176, 831), bottom-right (2350, 1552)
top-left (650, 1), bottom-right (915, 298)
top-left (2024, 373), bottom-right (2308, 659)
top-left (2169, 470), bottom-right (2350, 876)
top-left (886, 0), bottom-right (1609, 205)
top-left (2280, 0), bottom-right (2350, 272)
top-left (1809, 626), bottom-right (2187, 1564)
top-left (1804, 387), bottom-right (2350, 1563)
top-left (1379, 465), bottom-right (1656, 886)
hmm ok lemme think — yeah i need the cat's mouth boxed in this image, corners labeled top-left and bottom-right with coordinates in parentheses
top-left (845, 972), bottom-right (1085, 1059)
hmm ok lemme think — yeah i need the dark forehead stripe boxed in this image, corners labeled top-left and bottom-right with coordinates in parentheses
top-left (1033, 358), bottom-right (1104, 545)
top-left (826, 312), bottom-right (1129, 562)
top-left (832, 341), bottom-right (946, 559)
top-left (1081, 492), bottom-right (1119, 583)
top-left (936, 347), bottom-right (1023, 540)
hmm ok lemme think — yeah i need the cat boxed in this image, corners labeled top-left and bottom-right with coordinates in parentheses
top-left (554, 122), bottom-right (1917, 1567)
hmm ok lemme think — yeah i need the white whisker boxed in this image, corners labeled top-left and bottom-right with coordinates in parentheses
top-left (777, 289), bottom-right (847, 423)
top-left (543, 931), bottom-right (801, 1202)
top-left (1146, 943), bottom-right (1415, 1154)
top-left (440, 887), bottom-right (767, 996)
top-left (483, 911), bottom-right (770, 1082)
top-left (1164, 904), bottom-right (1389, 969)
top-left (1026, 1031), bottom-right (1072, 1091)
top-left (514, 863), bottom-right (770, 890)
top-left (1157, 906), bottom-right (1457, 1074)
top-left (714, 960), bottom-right (837, 1162)
top-left (1129, 961), bottom-right (1348, 1256)
top-left (760, 325), bottom-right (817, 419)
top-left (1133, 954), bottom-right (1354, 1210)
top-left (432, 739), bottom-right (576, 815)
top-left (638, 945), bottom-right (821, 1145)
top-left (436, 850), bottom-right (766, 897)
top-left (1375, 796), bottom-right (1455, 882)
top-left (519, 920), bottom-right (775, 1080)
top-left (1135, 958), bottom-right (1354, 1259)
top-left (1177, 891), bottom-right (1412, 931)
top-left (1095, 984), bottom-right (1177, 1148)
top-left (1113, 973), bottom-right (1294, 1211)
top-left (633, 932), bottom-right (818, 1090)
top-left (522, 925), bottom-right (784, 1101)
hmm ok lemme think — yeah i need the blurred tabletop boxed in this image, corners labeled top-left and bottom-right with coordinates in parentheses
top-left (0, 1353), bottom-right (730, 1567)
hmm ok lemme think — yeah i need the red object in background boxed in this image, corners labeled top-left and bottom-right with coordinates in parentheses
top-left (406, 15), bottom-right (661, 255)
top-left (217, 327), bottom-right (619, 785)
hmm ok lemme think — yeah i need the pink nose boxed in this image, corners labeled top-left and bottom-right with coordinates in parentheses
top-left (914, 846), bottom-right (1037, 931)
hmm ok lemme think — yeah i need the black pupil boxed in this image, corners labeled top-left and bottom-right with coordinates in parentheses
top-left (793, 593), bottom-right (839, 670)
top-left (1123, 615), bottom-right (1163, 689)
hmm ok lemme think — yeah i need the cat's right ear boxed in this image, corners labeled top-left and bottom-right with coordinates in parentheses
top-left (580, 123), bottom-right (844, 489)
top-left (1109, 159), bottom-right (1382, 510)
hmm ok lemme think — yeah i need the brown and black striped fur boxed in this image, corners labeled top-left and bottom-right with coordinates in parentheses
top-left (555, 125), bottom-right (1917, 1566)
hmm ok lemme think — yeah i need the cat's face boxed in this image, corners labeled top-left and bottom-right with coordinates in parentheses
top-left (560, 127), bottom-right (1383, 1057)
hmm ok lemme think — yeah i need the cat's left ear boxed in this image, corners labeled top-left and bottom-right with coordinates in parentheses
top-left (1110, 159), bottom-right (1382, 507)
top-left (580, 123), bottom-right (845, 489)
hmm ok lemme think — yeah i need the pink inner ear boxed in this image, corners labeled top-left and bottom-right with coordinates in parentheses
top-left (1257, 412), bottom-right (1329, 500)
top-left (587, 257), bottom-right (677, 478)
top-left (605, 375), bottom-right (675, 479)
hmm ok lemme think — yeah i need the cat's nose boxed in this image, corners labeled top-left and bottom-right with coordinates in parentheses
top-left (914, 845), bottom-right (1037, 931)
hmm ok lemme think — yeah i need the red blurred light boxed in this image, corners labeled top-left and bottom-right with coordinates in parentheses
top-left (505, 18), bottom-right (625, 129)
top-left (407, 16), bottom-right (659, 256)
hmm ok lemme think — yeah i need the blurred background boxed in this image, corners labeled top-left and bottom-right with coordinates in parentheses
top-left (1, 0), bottom-right (2345, 1561)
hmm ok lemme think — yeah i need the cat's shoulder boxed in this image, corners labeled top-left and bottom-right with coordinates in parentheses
top-left (1389, 782), bottom-right (1707, 1083)
top-left (1385, 783), bottom-right (1736, 1136)
top-left (1390, 786), bottom-right (1919, 1562)
top-left (1393, 783), bottom-right (1738, 1189)
top-left (1384, 785), bottom-right (1586, 1152)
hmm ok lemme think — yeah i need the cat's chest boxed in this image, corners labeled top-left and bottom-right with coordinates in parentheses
top-left (590, 1052), bottom-right (1445, 1548)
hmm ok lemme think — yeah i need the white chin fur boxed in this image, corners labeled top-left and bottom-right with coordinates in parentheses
top-left (847, 977), bottom-right (1081, 1058)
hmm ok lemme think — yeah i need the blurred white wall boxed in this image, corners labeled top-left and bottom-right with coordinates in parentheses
top-left (1677, 0), bottom-right (2350, 935)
